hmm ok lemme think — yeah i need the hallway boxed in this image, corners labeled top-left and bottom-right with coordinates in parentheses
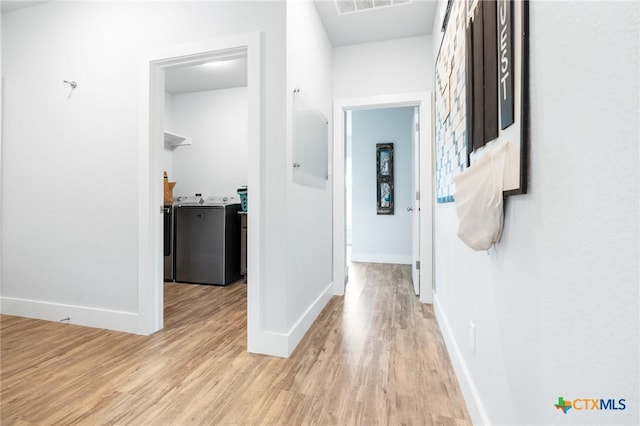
top-left (1, 264), bottom-right (469, 425)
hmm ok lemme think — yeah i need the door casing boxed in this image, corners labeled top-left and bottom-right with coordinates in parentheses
top-left (138, 33), bottom-right (263, 348)
top-left (332, 92), bottom-right (434, 303)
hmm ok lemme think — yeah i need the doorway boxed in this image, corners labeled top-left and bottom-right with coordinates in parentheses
top-left (333, 92), bottom-right (433, 304)
top-left (138, 33), bottom-right (263, 349)
top-left (346, 106), bottom-right (417, 271)
top-left (163, 53), bottom-right (248, 285)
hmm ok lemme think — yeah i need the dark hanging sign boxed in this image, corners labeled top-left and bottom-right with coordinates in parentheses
top-left (471, 3), bottom-right (485, 152)
top-left (441, 0), bottom-right (453, 33)
top-left (434, 0), bottom-right (529, 202)
top-left (483, 0), bottom-right (499, 143)
top-left (470, 0), bottom-right (499, 151)
top-left (498, 0), bottom-right (514, 129)
top-left (465, 24), bottom-right (474, 167)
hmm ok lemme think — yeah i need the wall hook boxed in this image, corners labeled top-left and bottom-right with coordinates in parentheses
top-left (63, 80), bottom-right (77, 99)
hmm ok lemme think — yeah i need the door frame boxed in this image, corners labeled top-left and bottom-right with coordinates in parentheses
top-left (138, 32), bottom-right (263, 343)
top-left (332, 92), bottom-right (433, 303)
top-left (411, 106), bottom-right (420, 295)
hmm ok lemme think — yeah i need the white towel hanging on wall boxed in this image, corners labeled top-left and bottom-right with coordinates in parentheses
top-left (453, 140), bottom-right (509, 251)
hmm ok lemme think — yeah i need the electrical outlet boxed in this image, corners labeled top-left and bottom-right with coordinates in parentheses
top-left (469, 321), bottom-right (476, 353)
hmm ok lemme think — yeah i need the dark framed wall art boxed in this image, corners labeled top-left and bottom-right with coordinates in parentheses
top-left (376, 143), bottom-right (394, 215)
top-left (434, 0), bottom-right (529, 203)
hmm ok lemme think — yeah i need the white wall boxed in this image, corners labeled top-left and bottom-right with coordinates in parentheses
top-left (332, 30), bottom-right (434, 298)
top-left (169, 87), bottom-right (248, 199)
top-left (1, 1), bottom-right (288, 345)
top-left (432, 2), bottom-right (639, 425)
top-left (163, 92), bottom-right (175, 181)
top-left (333, 35), bottom-right (433, 99)
top-left (351, 107), bottom-right (414, 264)
top-left (284, 0), bottom-right (333, 354)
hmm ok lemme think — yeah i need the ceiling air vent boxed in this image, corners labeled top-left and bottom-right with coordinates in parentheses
top-left (335, 0), bottom-right (413, 15)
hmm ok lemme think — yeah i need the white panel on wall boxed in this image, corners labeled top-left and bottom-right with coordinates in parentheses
top-left (170, 87), bottom-right (248, 199)
top-left (351, 106), bottom-right (414, 264)
top-left (292, 89), bottom-right (329, 188)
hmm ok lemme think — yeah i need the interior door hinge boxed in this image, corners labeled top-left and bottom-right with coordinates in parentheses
top-left (416, 261), bottom-right (421, 270)
top-left (416, 191), bottom-right (420, 201)
top-left (415, 122), bottom-right (420, 132)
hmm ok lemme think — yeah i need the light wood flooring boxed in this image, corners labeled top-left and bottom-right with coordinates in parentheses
top-left (1, 263), bottom-right (470, 425)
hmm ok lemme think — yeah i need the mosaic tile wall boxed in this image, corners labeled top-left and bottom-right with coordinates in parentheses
top-left (435, 0), bottom-right (469, 203)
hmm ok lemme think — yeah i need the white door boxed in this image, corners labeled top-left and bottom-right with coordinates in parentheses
top-left (411, 107), bottom-right (420, 295)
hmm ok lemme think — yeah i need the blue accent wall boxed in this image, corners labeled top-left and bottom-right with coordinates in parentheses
top-left (351, 107), bottom-right (415, 263)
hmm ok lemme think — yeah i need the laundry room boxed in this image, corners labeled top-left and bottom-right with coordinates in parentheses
top-left (162, 53), bottom-right (249, 287)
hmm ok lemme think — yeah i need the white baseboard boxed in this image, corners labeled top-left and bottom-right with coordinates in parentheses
top-left (0, 296), bottom-right (140, 334)
top-left (350, 253), bottom-right (412, 265)
top-left (3, 281), bottom-right (334, 359)
top-left (286, 282), bottom-right (333, 356)
top-left (249, 329), bottom-right (290, 358)
top-left (248, 282), bottom-right (334, 358)
top-left (434, 293), bottom-right (491, 425)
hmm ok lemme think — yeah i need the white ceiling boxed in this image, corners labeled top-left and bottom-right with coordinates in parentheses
top-left (165, 0), bottom-right (438, 94)
top-left (164, 57), bottom-right (248, 95)
top-left (0, 1), bottom-right (49, 14)
top-left (313, 0), bottom-right (437, 47)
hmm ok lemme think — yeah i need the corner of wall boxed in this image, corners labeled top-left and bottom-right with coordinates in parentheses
top-left (281, 0), bottom-right (334, 358)
top-left (249, 282), bottom-right (334, 358)
top-left (285, 282), bottom-right (333, 355)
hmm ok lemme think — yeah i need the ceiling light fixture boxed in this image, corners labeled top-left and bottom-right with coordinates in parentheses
top-left (201, 59), bottom-right (234, 68)
top-left (334, 0), bottom-right (413, 15)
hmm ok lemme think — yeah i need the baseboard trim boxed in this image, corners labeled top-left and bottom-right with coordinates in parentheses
top-left (350, 253), bottom-right (412, 265)
top-left (251, 330), bottom-right (290, 358)
top-left (248, 282), bottom-right (334, 358)
top-left (434, 293), bottom-right (491, 425)
top-left (2, 281), bottom-right (334, 358)
top-left (0, 296), bottom-right (140, 334)
top-left (286, 282), bottom-right (333, 356)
